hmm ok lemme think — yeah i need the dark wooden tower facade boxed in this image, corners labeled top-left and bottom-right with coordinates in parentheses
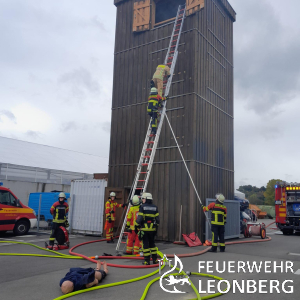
top-left (108, 0), bottom-right (236, 241)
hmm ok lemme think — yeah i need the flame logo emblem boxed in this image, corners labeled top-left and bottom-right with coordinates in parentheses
top-left (159, 254), bottom-right (191, 294)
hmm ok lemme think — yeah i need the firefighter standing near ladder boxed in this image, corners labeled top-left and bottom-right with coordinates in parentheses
top-left (105, 192), bottom-right (127, 243)
top-left (135, 193), bottom-right (159, 265)
top-left (125, 195), bottom-right (142, 255)
top-left (48, 192), bottom-right (69, 249)
top-left (152, 64), bottom-right (171, 97)
top-left (147, 87), bottom-right (167, 135)
top-left (202, 193), bottom-right (227, 252)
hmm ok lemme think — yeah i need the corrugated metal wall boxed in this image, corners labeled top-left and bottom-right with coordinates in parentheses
top-left (205, 198), bottom-right (240, 240)
top-left (69, 180), bottom-right (107, 235)
top-left (108, 0), bottom-right (235, 241)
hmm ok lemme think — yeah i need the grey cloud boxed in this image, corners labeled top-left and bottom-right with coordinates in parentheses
top-left (26, 130), bottom-right (41, 139)
top-left (58, 67), bottom-right (100, 99)
top-left (234, 1), bottom-right (300, 115)
top-left (91, 16), bottom-right (106, 31)
top-left (60, 122), bottom-right (79, 132)
top-left (0, 110), bottom-right (17, 123)
top-left (101, 121), bottom-right (111, 133)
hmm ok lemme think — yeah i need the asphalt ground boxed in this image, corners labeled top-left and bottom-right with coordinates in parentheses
top-left (0, 220), bottom-right (300, 300)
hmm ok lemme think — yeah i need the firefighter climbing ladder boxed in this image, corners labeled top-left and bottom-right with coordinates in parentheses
top-left (115, 5), bottom-right (187, 253)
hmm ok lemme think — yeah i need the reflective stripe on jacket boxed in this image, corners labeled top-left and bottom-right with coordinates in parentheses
top-left (135, 203), bottom-right (160, 231)
top-left (147, 94), bottom-right (166, 112)
top-left (203, 202), bottom-right (227, 225)
top-left (126, 205), bottom-right (140, 230)
top-left (153, 65), bottom-right (171, 81)
top-left (105, 198), bottom-right (122, 221)
top-left (50, 201), bottom-right (69, 223)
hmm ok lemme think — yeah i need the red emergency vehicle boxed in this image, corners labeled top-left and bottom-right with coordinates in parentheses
top-left (0, 183), bottom-right (37, 235)
top-left (275, 182), bottom-right (300, 235)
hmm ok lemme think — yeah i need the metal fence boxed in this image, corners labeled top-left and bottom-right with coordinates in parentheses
top-left (69, 179), bottom-right (107, 235)
top-left (0, 162), bottom-right (93, 185)
top-left (205, 198), bottom-right (240, 240)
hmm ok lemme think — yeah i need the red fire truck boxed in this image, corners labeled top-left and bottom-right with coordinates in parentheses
top-left (275, 182), bottom-right (300, 235)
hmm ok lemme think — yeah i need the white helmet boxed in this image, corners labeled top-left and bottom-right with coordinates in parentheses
top-left (132, 195), bottom-right (140, 206)
top-left (151, 87), bottom-right (158, 94)
top-left (58, 192), bottom-right (66, 199)
top-left (110, 192), bottom-right (116, 197)
top-left (216, 193), bottom-right (225, 203)
top-left (142, 192), bottom-right (152, 200)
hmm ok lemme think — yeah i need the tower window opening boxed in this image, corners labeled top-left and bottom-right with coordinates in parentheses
top-left (155, 0), bottom-right (185, 24)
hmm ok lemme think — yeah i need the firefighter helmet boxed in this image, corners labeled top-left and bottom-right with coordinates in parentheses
top-left (142, 193), bottom-right (152, 200)
top-left (132, 195), bottom-right (140, 206)
top-left (215, 193), bottom-right (225, 203)
top-left (151, 87), bottom-right (158, 94)
top-left (58, 192), bottom-right (66, 199)
top-left (110, 192), bottom-right (116, 197)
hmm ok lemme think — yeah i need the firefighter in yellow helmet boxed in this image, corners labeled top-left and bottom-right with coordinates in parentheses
top-left (105, 192), bottom-right (127, 243)
top-left (151, 64), bottom-right (171, 97)
top-left (125, 195), bottom-right (142, 255)
top-left (203, 193), bottom-right (227, 252)
top-left (147, 87), bottom-right (168, 135)
top-left (135, 192), bottom-right (160, 265)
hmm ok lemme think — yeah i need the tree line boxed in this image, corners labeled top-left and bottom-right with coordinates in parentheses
top-left (237, 179), bottom-right (281, 206)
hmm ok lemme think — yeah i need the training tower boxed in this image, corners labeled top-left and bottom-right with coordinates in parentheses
top-left (108, 0), bottom-right (236, 241)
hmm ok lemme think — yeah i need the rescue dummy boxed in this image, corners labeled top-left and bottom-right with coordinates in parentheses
top-left (60, 260), bottom-right (108, 294)
top-left (147, 87), bottom-right (167, 135)
top-left (105, 192), bottom-right (127, 243)
top-left (125, 195), bottom-right (142, 255)
top-left (152, 64), bottom-right (171, 97)
top-left (135, 192), bottom-right (160, 265)
top-left (202, 193), bottom-right (227, 252)
top-left (47, 192), bottom-right (69, 250)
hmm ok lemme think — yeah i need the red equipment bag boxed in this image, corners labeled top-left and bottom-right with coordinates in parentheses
top-left (182, 232), bottom-right (202, 247)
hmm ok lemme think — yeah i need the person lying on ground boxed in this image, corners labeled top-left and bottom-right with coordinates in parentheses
top-left (60, 260), bottom-right (109, 294)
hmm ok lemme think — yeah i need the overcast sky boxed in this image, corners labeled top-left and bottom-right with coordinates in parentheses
top-left (1, 0), bottom-right (300, 189)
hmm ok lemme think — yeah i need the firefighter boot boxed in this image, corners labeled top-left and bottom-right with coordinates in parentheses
top-left (142, 257), bottom-right (151, 265)
top-left (152, 254), bottom-right (159, 264)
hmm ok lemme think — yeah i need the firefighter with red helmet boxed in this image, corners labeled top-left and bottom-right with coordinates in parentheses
top-left (105, 192), bottom-right (127, 243)
top-left (48, 192), bottom-right (69, 249)
top-left (203, 193), bottom-right (227, 252)
top-left (125, 195), bottom-right (142, 255)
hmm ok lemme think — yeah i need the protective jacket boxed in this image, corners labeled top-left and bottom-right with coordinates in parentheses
top-left (203, 202), bottom-right (227, 225)
top-left (127, 205), bottom-right (140, 230)
top-left (153, 65), bottom-right (171, 81)
top-left (147, 93), bottom-right (166, 113)
top-left (136, 203), bottom-right (160, 231)
top-left (105, 198), bottom-right (122, 221)
top-left (50, 201), bottom-right (69, 223)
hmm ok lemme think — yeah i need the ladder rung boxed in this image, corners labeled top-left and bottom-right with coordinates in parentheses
top-left (140, 172), bottom-right (148, 174)
top-left (175, 29), bottom-right (180, 32)
top-left (146, 148), bottom-right (153, 151)
top-left (173, 34), bottom-right (179, 38)
top-left (135, 188), bottom-right (143, 190)
top-left (138, 180), bottom-right (145, 182)
top-left (171, 45), bottom-right (176, 48)
top-left (172, 39), bottom-right (178, 43)
top-left (148, 141), bottom-right (154, 144)
top-left (168, 56), bottom-right (173, 60)
top-left (163, 80), bottom-right (168, 84)
top-left (144, 156), bottom-right (151, 158)
top-left (142, 163), bottom-right (148, 166)
top-left (169, 51), bottom-right (175, 54)
top-left (166, 62), bottom-right (172, 65)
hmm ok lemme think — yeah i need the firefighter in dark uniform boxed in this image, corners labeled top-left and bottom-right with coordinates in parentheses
top-left (203, 193), bottom-right (227, 252)
top-left (147, 87), bottom-right (168, 135)
top-left (48, 192), bottom-right (69, 249)
top-left (135, 192), bottom-right (160, 265)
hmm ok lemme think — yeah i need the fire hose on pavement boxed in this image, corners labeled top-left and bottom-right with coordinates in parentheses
top-left (0, 234), bottom-right (272, 300)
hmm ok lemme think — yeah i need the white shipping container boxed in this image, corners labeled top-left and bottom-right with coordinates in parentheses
top-left (69, 179), bottom-right (107, 235)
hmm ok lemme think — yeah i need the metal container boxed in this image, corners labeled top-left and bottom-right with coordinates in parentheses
top-left (205, 198), bottom-right (240, 241)
top-left (69, 180), bottom-right (107, 235)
